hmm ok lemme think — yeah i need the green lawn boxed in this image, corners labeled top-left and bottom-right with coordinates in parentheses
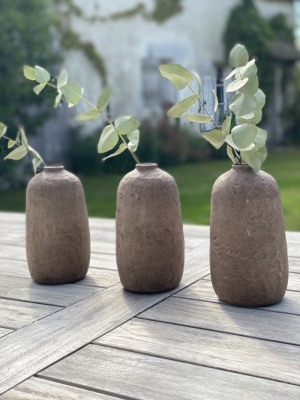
top-left (1, 149), bottom-right (300, 230)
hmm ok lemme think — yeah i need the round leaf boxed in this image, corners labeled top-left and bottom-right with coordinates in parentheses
top-left (213, 90), bottom-right (218, 113)
top-left (227, 145), bottom-right (238, 164)
top-left (33, 83), bottom-right (46, 95)
top-left (239, 75), bottom-right (258, 95)
top-left (240, 144), bottom-right (262, 172)
top-left (221, 114), bottom-right (232, 137)
top-left (159, 64), bottom-right (193, 90)
top-left (97, 86), bottom-right (112, 112)
top-left (24, 66), bottom-right (36, 80)
top-left (167, 94), bottom-right (199, 118)
top-left (225, 66), bottom-right (243, 81)
top-left (54, 93), bottom-right (62, 108)
top-left (115, 116), bottom-right (140, 135)
top-left (237, 111), bottom-right (262, 125)
top-left (60, 82), bottom-right (82, 105)
top-left (8, 140), bottom-right (16, 149)
top-left (260, 146), bottom-right (268, 164)
top-left (231, 123), bottom-right (258, 149)
top-left (202, 129), bottom-right (225, 150)
top-left (128, 141), bottom-right (137, 152)
top-left (98, 125), bottom-right (118, 153)
top-left (32, 157), bottom-right (42, 175)
top-left (254, 127), bottom-right (267, 148)
top-left (57, 70), bottom-right (68, 88)
top-left (229, 44), bottom-right (249, 67)
top-left (103, 143), bottom-right (127, 161)
top-left (229, 93), bottom-right (256, 117)
top-left (226, 77), bottom-right (248, 93)
top-left (253, 89), bottom-right (266, 113)
top-left (0, 123), bottom-right (7, 138)
top-left (185, 114), bottom-right (211, 123)
top-left (75, 109), bottom-right (100, 121)
top-left (34, 66), bottom-right (50, 83)
top-left (127, 129), bottom-right (139, 147)
top-left (28, 145), bottom-right (44, 163)
top-left (5, 145), bottom-right (28, 161)
top-left (225, 134), bottom-right (255, 151)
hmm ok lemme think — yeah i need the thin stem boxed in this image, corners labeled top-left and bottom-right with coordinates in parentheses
top-left (47, 82), bottom-right (57, 89)
top-left (2, 135), bottom-right (46, 165)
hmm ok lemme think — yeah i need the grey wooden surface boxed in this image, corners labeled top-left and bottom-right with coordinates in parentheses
top-left (0, 212), bottom-right (300, 399)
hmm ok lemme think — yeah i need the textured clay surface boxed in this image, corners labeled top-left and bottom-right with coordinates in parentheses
top-left (210, 164), bottom-right (288, 307)
top-left (26, 166), bottom-right (90, 284)
top-left (116, 164), bottom-right (185, 293)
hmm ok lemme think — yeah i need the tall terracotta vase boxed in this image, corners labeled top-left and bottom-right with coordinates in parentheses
top-left (210, 164), bottom-right (288, 307)
top-left (116, 163), bottom-right (184, 293)
top-left (26, 166), bottom-right (90, 284)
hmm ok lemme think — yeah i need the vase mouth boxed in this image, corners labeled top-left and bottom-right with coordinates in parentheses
top-left (43, 165), bottom-right (64, 172)
top-left (232, 164), bottom-right (252, 171)
top-left (136, 163), bottom-right (157, 170)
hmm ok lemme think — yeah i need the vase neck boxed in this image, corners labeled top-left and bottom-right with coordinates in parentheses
top-left (43, 166), bottom-right (64, 172)
top-left (136, 163), bottom-right (157, 171)
top-left (232, 164), bottom-right (253, 172)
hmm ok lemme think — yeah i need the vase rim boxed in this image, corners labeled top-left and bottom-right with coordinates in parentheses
top-left (232, 164), bottom-right (252, 170)
top-left (136, 163), bottom-right (157, 170)
top-left (43, 166), bottom-right (64, 172)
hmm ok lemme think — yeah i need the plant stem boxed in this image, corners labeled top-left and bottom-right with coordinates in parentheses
top-left (2, 135), bottom-right (46, 165)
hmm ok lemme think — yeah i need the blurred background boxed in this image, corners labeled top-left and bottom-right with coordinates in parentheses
top-left (0, 0), bottom-right (300, 230)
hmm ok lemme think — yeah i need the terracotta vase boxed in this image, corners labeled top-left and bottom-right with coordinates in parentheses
top-left (116, 163), bottom-right (184, 293)
top-left (210, 164), bottom-right (288, 307)
top-left (26, 166), bottom-right (90, 284)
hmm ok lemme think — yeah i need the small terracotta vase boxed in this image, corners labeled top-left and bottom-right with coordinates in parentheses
top-left (26, 166), bottom-right (90, 284)
top-left (116, 163), bottom-right (184, 293)
top-left (210, 164), bottom-right (288, 307)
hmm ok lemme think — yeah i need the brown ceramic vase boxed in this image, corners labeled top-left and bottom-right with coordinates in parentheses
top-left (210, 164), bottom-right (288, 307)
top-left (116, 163), bottom-right (185, 293)
top-left (26, 166), bottom-right (90, 284)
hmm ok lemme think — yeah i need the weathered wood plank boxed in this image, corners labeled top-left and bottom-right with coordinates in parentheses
top-left (0, 260), bottom-right (31, 279)
top-left (95, 318), bottom-right (300, 386)
top-left (289, 257), bottom-right (300, 274)
top-left (89, 254), bottom-right (118, 270)
top-left (74, 268), bottom-right (119, 288)
top-left (0, 245), bottom-right (27, 261)
top-left (288, 243), bottom-right (300, 258)
top-left (0, 275), bottom-right (103, 306)
top-left (0, 242), bottom-right (209, 394)
top-left (183, 224), bottom-right (210, 238)
top-left (0, 328), bottom-right (13, 338)
top-left (0, 212), bottom-right (25, 224)
top-left (0, 298), bottom-right (61, 330)
top-left (38, 344), bottom-right (300, 399)
top-left (2, 377), bottom-right (118, 400)
top-left (139, 296), bottom-right (300, 346)
top-left (175, 279), bottom-right (300, 315)
top-left (286, 231), bottom-right (300, 243)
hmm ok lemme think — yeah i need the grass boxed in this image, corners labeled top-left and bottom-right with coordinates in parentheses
top-left (1, 149), bottom-right (300, 230)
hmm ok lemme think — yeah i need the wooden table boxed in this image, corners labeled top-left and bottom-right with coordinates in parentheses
top-left (0, 212), bottom-right (300, 398)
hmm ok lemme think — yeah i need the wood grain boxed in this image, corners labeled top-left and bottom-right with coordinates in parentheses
top-left (0, 298), bottom-right (61, 330)
top-left (0, 242), bottom-right (209, 394)
top-left (38, 344), bottom-right (300, 400)
top-left (0, 328), bottom-right (13, 338)
top-left (140, 296), bottom-right (300, 346)
top-left (74, 268), bottom-right (119, 288)
top-left (2, 377), bottom-right (118, 400)
top-left (95, 318), bottom-right (300, 385)
top-left (288, 243), bottom-right (300, 258)
top-left (0, 275), bottom-right (103, 306)
top-left (0, 260), bottom-right (31, 279)
top-left (289, 257), bottom-right (300, 274)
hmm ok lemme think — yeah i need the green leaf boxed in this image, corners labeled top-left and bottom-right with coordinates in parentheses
top-left (5, 145), bottom-right (28, 161)
top-left (34, 66), bottom-right (50, 83)
top-left (103, 143), bottom-right (127, 161)
top-left (185, 114), bottom-right (211, 123)
top-left (159, 64), bottom-right (193, 90)
top-left (60, 82), bottom-right (82, 105)
top-left (202, 129), bottom-right (225, 149)
top-left (193, 72), bottom-right (203, 98)
top-left (231, 123), bottom-right (258, 149)
top-left (227, 145), bottom-right (239, 164)
top-left (225, 66), bottom-right (243, 80)
top-left (74, 109), bottom-right (100, 121)
top-left (241, 112), bottom-right (255, 120)
top-left (253, 89), bottom-right (266, 113)
top-left (32, 157), bottom-right (42, 175)
top-left (229, 93), bottom-right (256, 117)
top-left (97, 86), bottom-right (112, 111)
top-left (239, 75), bottom-right (258, 95)
top-left (0, 123), bottom-right (7, 138)
top-left (213, 90), bottom-right (218, 113)
top-left (240, 144), bottom-right (262, 172)
top-left (237, 60), bottom-right (258, 94)
top-left (226, 77), bottom-right (248, 93)
top-left (8, 140), bottom-right (16, 149)
top-left (57, 70), bottom-right (68, 88)
top-left (115, 116), bottom-right (140, 135)
top-left (28, 145), bottom-right (44, 163)
top-left (54, 93), bottom-right (62, 108)
top-left (254, 127), bottom-right (267, 148)
top-left (24, 66), bottom-right (36, 80)
top-left (229, 44), bottom-right (249, 67)
top-left (225, 134), bottom-right (255, 151)
top-left (221, 114), bottom-right (232, 137)
top-left (19, 127), bottom-right (28, 148)
top-left (260, 146), bottom-right (268, 164)
top-left (98, 125), bottom-right (119, 153)
top-left (33, 83), bottom-right (46, 95)
top-left (237, 111), bottom-right (262, 124)
top-left (127, 129), bottom-right (139, 147)
top-left (167, 95), bottom-right (199, 118)
top-left (128, 141), bottom-right (137, 152)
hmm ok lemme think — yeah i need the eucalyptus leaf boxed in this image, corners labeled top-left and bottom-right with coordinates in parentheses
top-left (19, 127), bottom-right (28, 148)
top-left (57, 70), bottom-right (68, 88)
top-left (254, 127), bottom-right (267, 148)
top-left (202, 129), bottom-right (225, 149)
top-left (239, 75), bottom-right (259, 95)
top-left (193, 71), bottom-right (203, 98)
top-left (74, 109), bottom-right (100, 121)
top-left (23, 66), bottom-right (36, 80)
top-left (167, 95), bottom-right (199, 118)
top-left (34, 66), bottom-right (50, 83)
top-left (5, 145), bottom-right (28, 160)
top-left (97, 86), bottom-right (112, 111)
top-left (185, 114), bottom-right (211, 123)
top-left (260, 146), bottom-right (268, 163)
top-left (221, 114), bottom-right (232, 137)
top-left (127, 129), bottom-right (139, 146)
top-left (8, 140), bottom-right (16, 149)
top-left (115, 116), bottom-right (140, 135)
top-left (60, 82), bottom-right (82, 105)
top-left (226, 77), bottom-right (248, 93)
top-left (236, 59), bottom-right (256, 78)
top-left (227, 145), bottom-right (237, 164)
top-left (240, 144), bottom-right (262, 172)
top-left (253, 89), bottom-right (266, 113)
top-left (229, 93), bottom-right (256, 116)
top-left (128, 141), bottom-right (137, 152)
top-left (32, 157), bottom-right (42, 175)
top-left (229, 44), bottom-right (249, 67)
top-left (54, 93), bottom-right (62, 108)
top-left (225, 134), bottom-right (255, 151)
top-left (240, 112), bottom-right (255, 120)
top-left (237, 60), bottom-right (258, 94)
top-left (237, 111), bottom-right (262, 124)
top-left (159, 64), bottom-right (193, 90)
top-left (98, 125), bottom-right (118, 153)
top-left (225, 66), bottom-right (243, 80)
top-left (212, 90), bottom-right (218, 113)
top-left (0, 123), bottom-right (7, 138)
top-left (28, 145), bottom-right (44, 163)
top-left (103, 143), bottom-right (127, 160)
top-left (33, 83), bottom-right (46, 95)
top-left (231, 123), bottom-right (258, 149)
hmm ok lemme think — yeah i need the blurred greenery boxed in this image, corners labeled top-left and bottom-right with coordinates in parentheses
top-left (1, 149), bottom-right (299, 231)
